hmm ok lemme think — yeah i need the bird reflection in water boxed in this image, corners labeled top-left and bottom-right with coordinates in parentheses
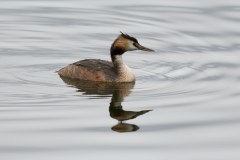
top-left (59, 76), bottom-right (152, 132)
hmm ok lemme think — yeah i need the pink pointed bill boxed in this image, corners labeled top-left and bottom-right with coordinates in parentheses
top-left (135, 43), bottom-right (154, 52)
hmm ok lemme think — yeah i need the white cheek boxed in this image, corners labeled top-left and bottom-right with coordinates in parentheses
top-left (127, 40), bottom-right (138, 51)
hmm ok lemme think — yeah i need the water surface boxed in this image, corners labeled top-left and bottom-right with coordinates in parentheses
top-left (0, 0), bottom-right (240, 160)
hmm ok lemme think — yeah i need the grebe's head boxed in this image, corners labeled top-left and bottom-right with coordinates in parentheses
top-left (111, 32), bottom-right (154, 55)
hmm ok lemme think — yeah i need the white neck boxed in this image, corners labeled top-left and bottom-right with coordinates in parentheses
top-left (112, 55), bottom-right (125, 69)
top-left (112, 55), bottom-right (135, 81)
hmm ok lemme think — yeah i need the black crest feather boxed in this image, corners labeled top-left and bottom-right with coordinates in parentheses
top-left (120, 31), bottom-right (138, 43)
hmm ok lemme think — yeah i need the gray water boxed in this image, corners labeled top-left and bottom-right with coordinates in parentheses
top-left (1, 0), bottom-right (240, 159)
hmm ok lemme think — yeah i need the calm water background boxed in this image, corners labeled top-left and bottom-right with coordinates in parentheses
top-left (1, 0), bottom-right (240, 159)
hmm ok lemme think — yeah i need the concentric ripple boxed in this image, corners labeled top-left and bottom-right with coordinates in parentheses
top-left (0, 1), bottom-right (240, 160)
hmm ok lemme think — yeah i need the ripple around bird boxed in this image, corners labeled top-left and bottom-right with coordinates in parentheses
top-left (0, 1), bottom-right (240, 159)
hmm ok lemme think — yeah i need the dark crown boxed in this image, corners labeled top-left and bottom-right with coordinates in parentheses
top-left (120, 32), bottom-right (138, 43)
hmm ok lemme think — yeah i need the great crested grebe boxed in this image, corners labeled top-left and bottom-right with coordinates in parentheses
top-left (58, 32), bottom-right (154, 82)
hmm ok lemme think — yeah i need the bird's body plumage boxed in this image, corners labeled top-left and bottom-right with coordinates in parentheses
top-left (58, 58), bottom-right (135, 82)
